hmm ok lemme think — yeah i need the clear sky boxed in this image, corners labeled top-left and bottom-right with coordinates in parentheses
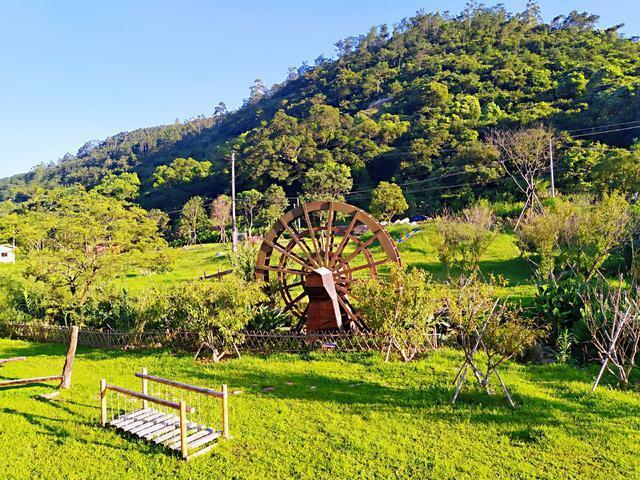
top-left (0, 0), bottom-right (638, 178)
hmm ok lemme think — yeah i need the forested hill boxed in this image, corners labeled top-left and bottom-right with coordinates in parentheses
top-left (4, 4), bottom-right (640, 214)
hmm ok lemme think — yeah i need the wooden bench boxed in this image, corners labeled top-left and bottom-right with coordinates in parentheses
top-left (100, 368), bottom-right (230, 460)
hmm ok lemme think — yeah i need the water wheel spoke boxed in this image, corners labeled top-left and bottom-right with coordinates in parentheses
top-left (340, 258), bottom-right (390, 276)
top-left (277, 219), bottom-right (320, 268)
top-left (323, 204), bottom-right (335, 265)
top-left (257, 264), bottom-right (307, 276)
top-left (342, 230), bottom-right (384, 264)
top-left (282, 291), bottom-right (308, 313)
top-left (263, 239), bottom-right (312, 271)
top-left (336, 284), bottom-right (358, 300)
top-left (336, 295), bottom-right (358, 323)
top-left (301, 203), bottom-right (324, 264)
top-left (330, 211), bottom-right (361, 268)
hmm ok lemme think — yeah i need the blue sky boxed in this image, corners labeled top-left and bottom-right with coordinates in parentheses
top-left (0, 0), bottom-right (638, 178)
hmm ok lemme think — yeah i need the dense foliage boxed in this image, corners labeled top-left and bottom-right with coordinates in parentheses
top-left (3, 4), bottom-right (640, 219)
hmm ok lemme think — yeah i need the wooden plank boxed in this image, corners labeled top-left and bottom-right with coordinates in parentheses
top-left (135, 372), bottom-right (223, 398)
top-left (169, 428), bottom-right (213, 450)
top-left (138, 416), bottom-right (180, 439)
top-left (115, 410), bottom-right (159, 430)
top-left (187, 430), bottom-right (221, 450)
top-left (146, 418), bottom-right (198, 442)
top-left (127, 412), bottom-right (169, 434)
top-left (128, 412), bottom-right (173, 435)
top-left (0, 375), bottom-right (63, 387)
top-left (153, 427), bottom-right (183, 444)
top-left (123, 413), bottom-right (167, 434)
top-left (109, 408), bottom-right (154, 427)
top-left (186, 442), bottom-right (218, 460)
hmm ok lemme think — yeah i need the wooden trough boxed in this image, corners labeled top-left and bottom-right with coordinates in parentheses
top-left (100, 368), bottom-right (230, 460)
top-left (0, 325), bottom-right (78, 390)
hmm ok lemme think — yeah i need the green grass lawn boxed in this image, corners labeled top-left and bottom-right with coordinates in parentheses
top-left (1, 338), bottom-right (638, 479)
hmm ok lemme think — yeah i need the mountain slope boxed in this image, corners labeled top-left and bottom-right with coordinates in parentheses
top-left (4, 5), bottom-right (640, 213)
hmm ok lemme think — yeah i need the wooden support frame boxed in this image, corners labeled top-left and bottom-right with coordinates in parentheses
top-left (0, 326), bottom-right (79, 390)
top-left (100, 368), bottom-right (231, 460)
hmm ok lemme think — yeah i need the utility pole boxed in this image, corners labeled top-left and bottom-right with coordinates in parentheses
top-left (549, 137), bottom-right (556, 198)
top-left (231, 151), bottom-right (238, 252)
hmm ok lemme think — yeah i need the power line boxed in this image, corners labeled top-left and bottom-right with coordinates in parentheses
top-left (572, 124), bottom-right (640, 138)
top-left (566, 119), bottom-right (640, 133)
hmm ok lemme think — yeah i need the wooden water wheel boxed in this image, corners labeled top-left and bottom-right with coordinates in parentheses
top-left (256, 201), bottom-right (401, 332)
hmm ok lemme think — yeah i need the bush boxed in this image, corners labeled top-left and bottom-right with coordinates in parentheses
top-left (518, 193), bottom-right (630, 280)
top-left (247, 305), bottom-right (294, 331)
top-left (434, 201), bottom-right (496, 273)
top-left (167, 275), bottom-right (267, 361)
top-left (353, 264), bottom-right (443, 361)
top-left (230, 241), bottom-right (260, 282)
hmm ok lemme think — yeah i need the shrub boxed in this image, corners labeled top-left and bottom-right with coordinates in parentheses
top-left (353, 264), bottom-right (443, 361)
top-left (447, 274), bottom-right (546, 405)
top-left (518, 193), bottom-right (630, 280)
top-left (248, 305), bottom-right (294, 331)
top-left (230, 241), bottom-right (260, 282)
top-left (167, 275), bottom-right (267, 361)
top-left (435, 201), bottom-right (496, 273)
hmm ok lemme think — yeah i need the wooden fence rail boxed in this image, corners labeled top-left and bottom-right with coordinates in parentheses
top-left (0, 323), bottom-right (436, 355)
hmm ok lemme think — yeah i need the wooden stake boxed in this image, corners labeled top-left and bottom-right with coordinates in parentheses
top-left (494, 368), bottom-right (515, 408)
top-left (141, 367), bottom-right (148, 409)
top-left (59, 326), bottom-right (79, 389)
top-left (179, 400), bottom-right (188, 459)
top-left (100, 379), bottom-right (107, 427)
top-left (221, 384), bottom-right (229, 439)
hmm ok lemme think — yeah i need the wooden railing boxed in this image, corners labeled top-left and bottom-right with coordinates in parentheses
top-left (135, 368), bottom-right (229, 439)
top-left (100, 368), bottom-right (230, 459)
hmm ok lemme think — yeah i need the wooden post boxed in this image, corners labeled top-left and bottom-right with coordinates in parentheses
top-left (100, 379), bottom-right (107, 427)
top-left (59, 326), bottom-right (79, 389)
top-left (221, 384), bottom-right (229, 439)
top-left (179, 400), bottom-right (188, 459)
top-left (141, 367), bottom-right (148, 409)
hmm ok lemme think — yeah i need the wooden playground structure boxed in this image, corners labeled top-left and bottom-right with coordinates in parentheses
top-left (0, 325), bottom-right (78, 390)
top-left (100, 368), bottom-right (230, 460)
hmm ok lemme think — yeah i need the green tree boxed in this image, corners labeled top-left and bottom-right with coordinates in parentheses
top-left (94, 172), bottom-right (140, 200)
top-left (353, 265), bottom-right (441, 362)
top-left (210, 194), bottom-right (232, 243)
top-left (238, 189), bottom-right (263, 236)
top-left (369, 181), bottom-right (408, 221)
top-left (167, 276), bottom-right (267, 361)
top-left (152, 158), bottom-right (212, 188)
top-left (0, 187), bottom-right (170, 325)
top-left (258, 184), bottom-right (289, 229)
top-left (178, 196), bottom-right (209, 245)
top-left (302, 161), bottom-right (353, 202)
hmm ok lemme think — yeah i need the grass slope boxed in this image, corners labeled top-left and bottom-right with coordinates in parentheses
top-left (115, 224), bottom-right (535, 300)
top-left (0, 339), bottom-right (638, 479)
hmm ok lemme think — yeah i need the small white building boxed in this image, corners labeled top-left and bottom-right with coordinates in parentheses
top-left (0, 245), bottom-right (15, 264)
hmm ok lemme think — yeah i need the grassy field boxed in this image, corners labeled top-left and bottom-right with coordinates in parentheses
top-left (1, 338), bottom-right (638, 479)
top-left (115, 223), bottom-right (536, 300)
